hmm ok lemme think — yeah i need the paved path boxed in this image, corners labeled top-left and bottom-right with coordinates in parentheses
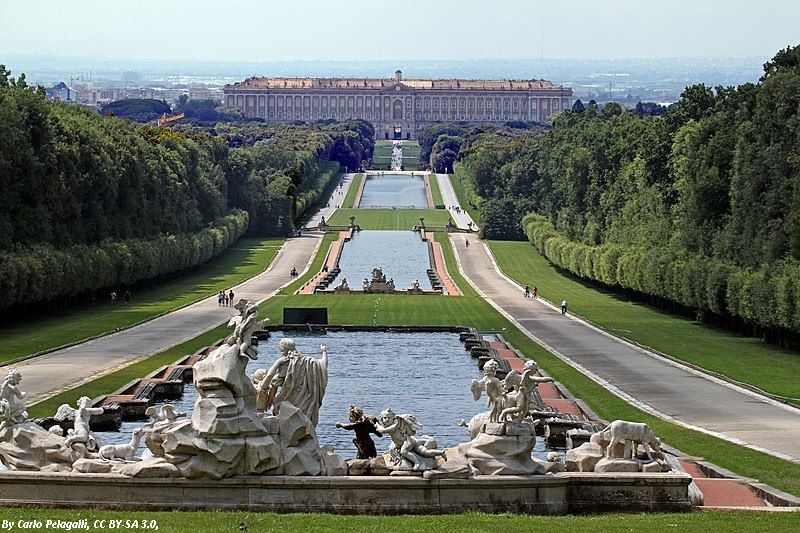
top-left (14, 174), bottom-right (360, 405)
top-left (307, 173), bottom-right (356, 226)
top-left (436, 173), bottom-right (477, 230)
top-left (438, 175), bottom-right (800, 462)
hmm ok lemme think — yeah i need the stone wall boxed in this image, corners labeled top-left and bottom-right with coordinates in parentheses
top-left (0, 472), bottom-right (691, 514)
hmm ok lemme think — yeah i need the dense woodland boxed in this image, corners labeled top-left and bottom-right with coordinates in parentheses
top-left (435, 45), bottom-right (800, 344)
top-left (0, 66), bottom-right (372, 312)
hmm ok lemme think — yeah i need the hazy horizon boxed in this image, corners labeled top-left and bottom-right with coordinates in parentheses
top-left (3, 0), bottom-right (798, 63)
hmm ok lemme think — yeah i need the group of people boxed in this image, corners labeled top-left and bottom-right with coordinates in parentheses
top-left (524, 284), bottom-right (569, 315)
top-left (290, 267), bottom-right (299, 278)
top-left (217, 289), bottom-right (236, 307)
top-left (110, 290), bottom-right (131, 306)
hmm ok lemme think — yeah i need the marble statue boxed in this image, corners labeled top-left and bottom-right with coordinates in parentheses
top-left (228, 298), bottom-right (260, 360)
top-left (145, 404), bottom-right (186, 430)
top-left (409, 279), bottom-right (421, 291)
top-left (98, 428), bottom-right (143, 461)
top-left (500, 360), bottom-right (554, 421)
top-left (336, 405), bottom-right (381, 459)
top-left (594, 420), bottom-right (662, 460)
top-left (371, 267), bottom-right (386, 283)
top-left (54, 396), bottom-right (105, 452)
top-left (336, 277), bottom-right (350, 290)
top-left (0, 369), bottom-right (27, 430)
top-left (376, 408), bottom-right (443, 471)
top-left (499, 369), bottom-right (539, 423)
top-left (254, 339), bottom-right (328, 427)
top-left (470, 359), bottom-right (504, 423)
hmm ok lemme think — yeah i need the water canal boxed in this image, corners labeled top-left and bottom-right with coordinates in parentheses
top-left (359, 173), bottom-right (427, 208)
top-left (96, 331), bottom-right (556, 460)
top-left (336, 230), bottom-right (432, 290)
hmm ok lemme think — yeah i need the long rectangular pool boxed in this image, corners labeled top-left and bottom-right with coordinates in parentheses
top-left (96, 331), bottom-right (556, 460)
top-left (336, 230), bottom-right (432, 290)
top-left (359, 173), bottom-right (427, 208)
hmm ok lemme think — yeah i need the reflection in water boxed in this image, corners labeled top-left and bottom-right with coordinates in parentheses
top-left (96, 331), bottom-right (557, 460)
top-left (336, 231), bottom-right (432, 290)
top-left (360, 173), bottom-right (427, 208)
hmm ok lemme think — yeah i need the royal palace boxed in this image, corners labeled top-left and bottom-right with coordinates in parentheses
top-left (223, 70), bottom-right (573, 139)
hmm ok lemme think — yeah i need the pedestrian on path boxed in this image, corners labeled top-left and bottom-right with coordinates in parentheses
top-left (229, 290), bottom-right (235, 304)
top-left (124, 290), bottom-right (131, 306)
top-left (532, 286), bottom-right (538, 299)
top-left (218, 291), bottom-right (224, 306)
top-left (222, 291), bottom-right (229, 306)
top-left (524, 284), bottom-right (530, 298)
top-left (110, 291), bottom-right (117, 306)
top-left (561, 299), bottom-right (568, 315)
top-left (465, 239), bottom-right (470, 248)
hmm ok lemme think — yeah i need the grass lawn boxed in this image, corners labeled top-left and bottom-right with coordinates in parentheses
top-left (371, 141), bottom-right (420, 170)
top-left (429, 173), bottom-right (444, 206)
top-left (0, 238), bottom-right (283, 366)
top-left (0, 509), bottom-right (797, 532)
top-left (342, 173), bottom-right (364, 208)
top-left (448, 169), bottom-right (482, 225)
top-left (328, 208), bottom-right (451, 230)
top-left (488, 240), bottom-right (800, 401)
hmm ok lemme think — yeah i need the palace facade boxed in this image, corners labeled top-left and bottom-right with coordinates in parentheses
top-left (223, 70), bottom-right (572, 140)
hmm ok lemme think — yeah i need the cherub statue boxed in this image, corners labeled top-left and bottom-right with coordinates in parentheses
top-left (145, 404), bottom-right (187, 430)
top-left (335, 405), bottom-right (381, 459)
top-left (227, 298), bottom-right (261, 360)
top-left (499, 359), bottom-right (554, 422)
top-left (376, 407), bottom-right (444, 471)
top-left (54, 396), bottom-right (105, 452)
top-left (470, 359), bottom-right (504, 423)
top-left (0, 369), bottom-right (28, 430)
top-left (253, 339), bottom-right (328, 427)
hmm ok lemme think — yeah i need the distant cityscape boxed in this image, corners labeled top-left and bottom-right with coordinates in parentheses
top-left (13, 55), bottom-right (767, 111)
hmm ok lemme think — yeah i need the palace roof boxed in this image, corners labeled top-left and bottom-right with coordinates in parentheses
top-left (225, 77), bottom-right (565, 92)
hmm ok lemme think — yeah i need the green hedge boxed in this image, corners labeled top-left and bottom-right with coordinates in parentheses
top-left (524, 213), bottom-right (800, 334)
top-left (0, 210), bottom-right (249, 311)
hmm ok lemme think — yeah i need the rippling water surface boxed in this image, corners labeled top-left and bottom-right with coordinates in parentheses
top-left (96, 331), bottom-right (556, 460)
top-left (359, 173), bottom-right (427, 208)
top-left (336, 231), bottom-right (432, 290)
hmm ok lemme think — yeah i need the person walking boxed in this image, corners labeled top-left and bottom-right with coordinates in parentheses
top-left (218, 291), bottom-right (224, 306)
top-left (524, 284), bottom-right (530, 298)
top-left (222, 291), bottom-right (228, 307)
top-left (110, 291), bottom-right (117, 307)
top-left (561, 299), bottom-right (568, 316)
top-left (532, 286), bottom-right (538, 299)
top-left (124, 290), bottom-right (131, 306)
top-left (228, 290), bottom-right (235, 305)
top-left (465, 239), bottom-right (470, 248)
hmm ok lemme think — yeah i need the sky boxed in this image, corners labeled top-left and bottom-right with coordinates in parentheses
top-left (2, 0), bottom-right (798, 62)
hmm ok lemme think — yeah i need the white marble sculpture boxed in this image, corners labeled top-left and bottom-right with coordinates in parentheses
top-left (228, 298), bottom-right (261, 360)
top-left (254, 339), bottom-right (328, 427)
top-left (376, 408), bottom-right (444, 471)
top-left (470, 359), bottom-right (504, 423)
top-left (336, 277), bottom-right (350, 290)
top-left (593, 420), bottom-right (662, 460)
top-left (145, 404), bottom-right (186, 430)
top-left (54, 396), bottom-right (105, 452)
top-left (98, 428), bottom-right (143, 461)
top-left (0, 369), bottom-right (28, 430)
top-left (499, 360), bottom-right (554, 423)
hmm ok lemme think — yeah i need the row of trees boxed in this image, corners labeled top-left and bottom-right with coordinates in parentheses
top-left (0, 211), bottom-right (248, 312)
top-left (447, 45), bottom-right (800, 344)
top-left (1, 66), bottom-right (375, 313)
